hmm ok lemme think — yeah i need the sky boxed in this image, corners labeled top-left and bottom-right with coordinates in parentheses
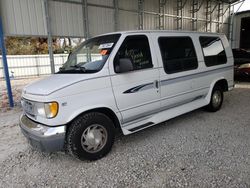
top-left (234, 0), bottom-right (250, 12)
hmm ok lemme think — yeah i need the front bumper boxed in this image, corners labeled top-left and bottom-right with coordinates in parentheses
top-left (19, 114), bottom-right (66, 152)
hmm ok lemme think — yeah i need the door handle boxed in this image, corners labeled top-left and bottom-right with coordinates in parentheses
top-left (153, 80), bottom-right (159, 89)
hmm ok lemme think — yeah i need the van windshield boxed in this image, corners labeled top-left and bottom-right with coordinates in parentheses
top-left (58, 34), bottom-right (121, 74)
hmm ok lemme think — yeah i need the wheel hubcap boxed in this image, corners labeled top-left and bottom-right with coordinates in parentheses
top-left (81, 124), bottom-right (107, 153)
top-left (212, 90), bottom-right (221, 108)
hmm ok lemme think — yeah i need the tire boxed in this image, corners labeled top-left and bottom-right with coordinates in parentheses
top-left (66, 112), bottom-right (115, 161)
top-left (205, 85), bottom-right (224, 112)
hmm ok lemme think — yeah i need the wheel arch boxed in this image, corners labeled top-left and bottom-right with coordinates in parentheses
top-left (66, 107), bottom-right (122, 133)
top-left (214, 79), bottom-right (229, 92)
top-left (205, 77), bottom-right (229, 102)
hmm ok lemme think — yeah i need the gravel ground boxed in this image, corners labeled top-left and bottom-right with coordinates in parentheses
top-left (0, 82), bottom-right (250, 187)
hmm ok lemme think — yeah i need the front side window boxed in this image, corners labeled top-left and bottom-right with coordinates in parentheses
top-left (58, 34), bottom-right (121, 74)
top-left (114, 35), bottom-right (153, 72)
top-left (199, 37), bottom-right (227, 67)
top-left (158, 37), bottom-right (198, 74)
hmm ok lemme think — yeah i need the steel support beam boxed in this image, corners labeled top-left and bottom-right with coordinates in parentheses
top-left (82, 0), bottom-right (90, 39)
top-left (217, 1), bottom-right (223, 33)
top-left (205, 0), bottom-right (212, 32)
top-left (138, 0), bottom-right (144, 30)
top-left (228, 3), bottom-right (233, 40)
top-left (159, 0), bottom-right (166, 30)
top-left (0, 17), bottom-right (14, 107)
top-left (114, 0), bottom-right (119, 31)
top-left (44, 0), bottom-right (55, 74)
top-left (191, 0), bottom-right (198, 31)
top-left (176, 0), bottom-right (183, 30)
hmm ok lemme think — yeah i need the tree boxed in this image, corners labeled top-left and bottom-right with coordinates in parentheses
top-left (5, 37), bottom-right (61, 55)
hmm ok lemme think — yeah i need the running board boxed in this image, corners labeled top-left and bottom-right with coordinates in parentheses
top-left (121, 98), bottom-right (208, 135)
top-left (128, 122), bottom-right (154, 132)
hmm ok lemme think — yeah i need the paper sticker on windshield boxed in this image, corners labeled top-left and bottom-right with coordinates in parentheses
top-left (100, 50), bottom-right (108, 55)
top-left (98, 43), bottom-right (114, 49)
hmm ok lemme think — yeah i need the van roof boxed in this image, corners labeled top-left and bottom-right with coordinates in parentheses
top-left (96, 30), bottom-right (225, 37)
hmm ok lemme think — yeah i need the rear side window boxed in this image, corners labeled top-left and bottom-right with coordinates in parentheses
top-left (114, 35), bottom-right (153, 71)
top-left (158, 37), bottom-right (198, 74)
top-left (199, 37), bottom-right (227, 67)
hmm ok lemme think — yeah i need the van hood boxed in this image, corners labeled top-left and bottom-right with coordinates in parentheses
top-left (24, 74), bottom-right (97, 96)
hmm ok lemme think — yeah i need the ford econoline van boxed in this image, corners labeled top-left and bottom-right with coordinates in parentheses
top-left (20, 30), bottom-right (234, 160)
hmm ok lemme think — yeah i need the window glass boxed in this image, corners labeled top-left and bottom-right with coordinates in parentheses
top-left (199, 37), bottom-right (227, 67)
top-left (59, 34), bottom-right (121, 74)
top-left (114, 35), bottom-right (153, 72)
top-left (158, 37), bottom-right (198, 74)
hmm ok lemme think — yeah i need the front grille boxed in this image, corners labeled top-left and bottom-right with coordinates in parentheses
top-left (21, 98), bottom-right (36, 117)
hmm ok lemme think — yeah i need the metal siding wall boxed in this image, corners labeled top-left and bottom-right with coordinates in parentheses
top-left (183, 19), bottom-right (192, 31)
top-left (183, 0), bottom-right (191, 18)
top-left (163, 0), bottom-right (176, 30)
top-left (163, 17), bottom-right (175, 30)
top-left (1, 0), bottom-right (46, 36)
top-left (197, 21), bottom-right (206, 32)
top-left (0, 0), bottom-right (231, 38)
top-left (68, 0), bottom-right (82, 2)
top-left (143, 0), bottom-right (159, 30)
top-left (144, 0), bottom-right (159, 13)
top-left (118, 0), bottom-right (138, 11)
top-left (49, 1), bottom-right (84, 37)
top-left (88, 6), bottom-right (115, 37)
top-left (199, 2), bottom-right (207, 20)
top-left (144, 13), bottom-right (159, 30)
top-left (164, 0), bottom-right (177, 16)
top-left (87, 0), bottom-right (113, 7)
top-left (118, 10), bottom-right (138, 31)
top-left (118, 0), bottom-right (138, 31)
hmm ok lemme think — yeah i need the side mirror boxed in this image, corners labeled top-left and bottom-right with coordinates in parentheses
top-left (115, 58), bottom-right (133, 73)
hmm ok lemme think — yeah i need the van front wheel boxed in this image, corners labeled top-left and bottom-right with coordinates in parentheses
top-left (66, 112), bottom-right (115, 161)
top-left (206, 85), bottom-right (223, 112)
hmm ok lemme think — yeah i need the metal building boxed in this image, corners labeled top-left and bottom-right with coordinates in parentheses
top-left (0, 0), bottom-right (244, 107)
top-left (232, 10), bottom-right (250, 49)
top-left (1, 0), bottom-right (241, 37)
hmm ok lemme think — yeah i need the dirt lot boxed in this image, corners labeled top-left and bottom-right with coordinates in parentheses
top-left (0, 81), bottom-right (250, 187)
top-left (0, 77), bottom-right (45, 110)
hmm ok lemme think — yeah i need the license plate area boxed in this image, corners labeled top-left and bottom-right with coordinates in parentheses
top-left (22, 99), bottom-right (35, 116)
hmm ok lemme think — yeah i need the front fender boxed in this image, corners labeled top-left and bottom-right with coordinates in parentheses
top-left (66, 105), bottom-right (122, 125)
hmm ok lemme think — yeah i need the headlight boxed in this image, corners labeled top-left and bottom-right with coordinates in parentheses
top-left (35, 101), bottom-right (59, 118)
top-left (36, 102), bottom-right (59, 118)
top-left (44, 102), bottom-right (59, 118)
top-left (22, 99), bottom-right (59, 119)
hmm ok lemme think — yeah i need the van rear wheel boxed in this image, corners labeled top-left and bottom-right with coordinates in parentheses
top-left (206, 85), bottom-right (223, 112)
top-left (66, 112), bottom-right (115, 161)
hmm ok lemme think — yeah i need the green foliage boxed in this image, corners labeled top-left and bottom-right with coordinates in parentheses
top-left (5, 37), bottom-right (62, 55)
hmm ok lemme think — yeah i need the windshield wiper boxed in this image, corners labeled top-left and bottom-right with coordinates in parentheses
top-left (70, 64), bottom-right (87, 72)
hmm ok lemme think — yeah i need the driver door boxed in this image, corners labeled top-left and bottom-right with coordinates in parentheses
top-left (110, 34), bottom-right (161, 125)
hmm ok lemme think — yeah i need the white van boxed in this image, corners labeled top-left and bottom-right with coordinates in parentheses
top-left (20, 30), bottom-right (234, 160)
